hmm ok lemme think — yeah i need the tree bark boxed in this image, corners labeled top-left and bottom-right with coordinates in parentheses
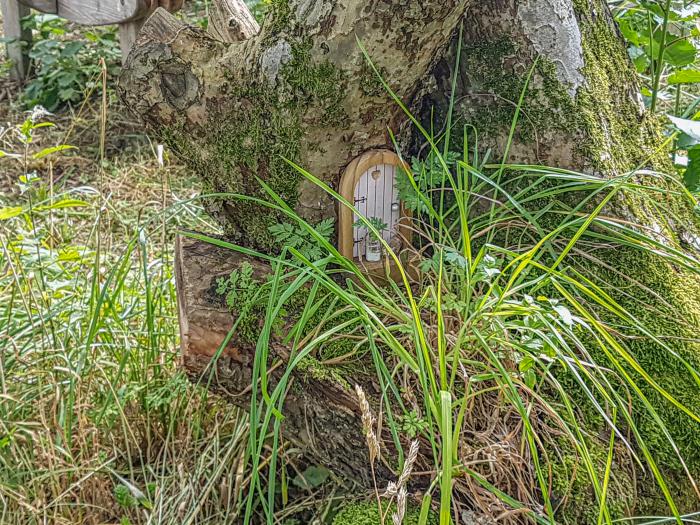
top-left (119, 0), bottom-right (469, 249)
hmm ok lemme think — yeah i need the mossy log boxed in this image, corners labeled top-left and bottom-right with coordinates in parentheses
top-left (175, 234), bottom-right (399, 486)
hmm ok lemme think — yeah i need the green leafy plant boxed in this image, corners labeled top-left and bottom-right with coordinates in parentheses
top-left (611, 0), bottom-right (700, 113)
top-left (216, 262), bottom-right (270, 343)
top-left (396, 152), bottom-right (461, 213)
top-left (0, 108), bottom-right (249, 525)
top-left (353, 216), bottom-right (388, 237)
top-left (268, 217), bottom-right (334, 260)
top-left (668, 115), bottom-right (700, 191)
top-left (19, 14), bottom-right (120, 110)
top-left (191, 45), bottom-right (700, 525)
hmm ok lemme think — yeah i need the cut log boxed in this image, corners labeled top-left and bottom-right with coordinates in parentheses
top-left (175, 233), bottom-right (398, 486)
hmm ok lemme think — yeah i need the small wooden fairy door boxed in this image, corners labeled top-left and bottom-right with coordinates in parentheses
top-left (338, 150), bottom-right (412, 269)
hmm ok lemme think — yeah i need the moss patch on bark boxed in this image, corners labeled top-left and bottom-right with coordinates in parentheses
top-left (159, 29), bottom-right (346, 249)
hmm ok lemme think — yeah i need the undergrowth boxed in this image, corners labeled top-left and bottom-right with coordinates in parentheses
top-left (0, 98), bottom-right (255, 524)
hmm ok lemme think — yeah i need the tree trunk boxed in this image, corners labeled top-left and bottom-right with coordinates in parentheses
top-left (119, 0), bottom-right (469, 249)
top-left (119, 0), bottom-right (700, 514)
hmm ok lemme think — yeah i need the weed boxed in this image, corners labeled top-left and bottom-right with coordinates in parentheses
top-left (0, 99), bottom-right (249, 524)
top-left (18, 14), bottom-right (120, 110)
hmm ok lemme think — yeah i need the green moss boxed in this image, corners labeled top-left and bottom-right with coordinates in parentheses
top-left (574, 6), bottom-right (671, 174)
top-left (285, 39), bottom-right (349, 126)
top-left (584, 248), bottom-right (700, 471)
top-left (455, 1), bottom-right (670, 175)
top-left (359, 61), bottom-right (388, 98)
top-left (549, 434), bottom-right (634, 524)
top-left (264, 0), bottom-right (292, 37)
top-left (160, 38), bottom-right (346, 249)
top-left (636, 470), bottom-right (700, 517)
top-left (332, 501), bottom-right (437, 525)
top-left (295, 355), bottom-right (353, 388)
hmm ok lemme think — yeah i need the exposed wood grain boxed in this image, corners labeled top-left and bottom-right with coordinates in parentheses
top-left (55, 0), bottom-right (149, 25)
top-left (207, 0), bottom-right (258, 42)
top-left (0, 0), bottom-right (31, 81)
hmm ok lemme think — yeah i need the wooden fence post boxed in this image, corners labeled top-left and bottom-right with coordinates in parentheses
top-left (1, 0), bottom-right (32, 81)
top-left (118, 19), bottom-right (144, 63)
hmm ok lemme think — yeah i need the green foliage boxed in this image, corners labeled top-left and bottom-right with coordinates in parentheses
top-left (332, 501), bottom-right (437, 525)
top-left (18, 14), bottom-right (120, 110)
top-left (217, 261), bottom-right (259, 310)
top-left (216, 262), bottom-right (269, 343)
top-left (396, 152), bottom-right (460, 213)
top-left (246, 0), bottom-right (269, 21)
top-left (291, 465), bottom-right (330, 489)
top-left (611, 1), bottom-right (700, 192)
top-left (213, 48), bottom-right (700, 523)
top-left (114, 484), bottom-right (138, 509)
top-left (611, 0), bottom-right (700, 112)
top-left (668, 115), bottom-right (700, 191)
top-left (0, 110), bottom-right (249, 524)
top-left (397, 410), bottom-right (429, 439)
top-left (269, 217), bottom-right (335, 260)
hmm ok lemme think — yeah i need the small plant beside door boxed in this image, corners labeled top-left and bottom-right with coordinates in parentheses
top-left (353, 216), bottom-right (388, 262)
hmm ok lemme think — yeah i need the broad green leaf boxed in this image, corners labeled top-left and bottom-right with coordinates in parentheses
top-left (292, 465), bottom-right (330, 489)
top-left (33, 144), bottom-right (76, 159)
top-left (36, 198), bottom-right (88, 211)
top-left (668, 70), bottom-right (700, 85)
top-left (664, 39), bottom-right (697, 67)
top-left (668, 115), bottom-right (700, 144)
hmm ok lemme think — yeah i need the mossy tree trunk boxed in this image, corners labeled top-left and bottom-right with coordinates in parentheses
top-left (419, 0), bottom-right (700, 513)
top-left (120, 0), bottom-right (700, 511)
top-left (119, 0), bottom-right (469, 248)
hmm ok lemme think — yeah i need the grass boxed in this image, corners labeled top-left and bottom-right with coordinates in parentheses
top-left (184, 51), bottom-right (700, 525)
top-left (4, 95), bottom-right (699, 524)
top-left (0, 85), bottom-right (258, 523)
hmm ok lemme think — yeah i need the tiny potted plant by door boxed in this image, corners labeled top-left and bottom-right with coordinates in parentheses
top-left (363, 216), bottom-right (388, 262)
